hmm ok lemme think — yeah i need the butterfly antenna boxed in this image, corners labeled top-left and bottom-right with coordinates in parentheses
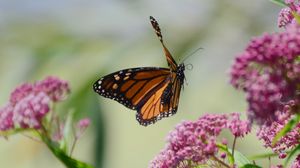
top-left (180, 47), bottom-right (203, 63)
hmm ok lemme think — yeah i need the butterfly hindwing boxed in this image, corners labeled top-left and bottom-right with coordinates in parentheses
top-left (136, 74), bottom-right (183, 126)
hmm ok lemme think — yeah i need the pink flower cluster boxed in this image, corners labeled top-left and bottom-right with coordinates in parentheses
top-left (230, 24), bottom-right (300, 125)
top-left (257, 110), bottom-right (300, 155)
top-left (291, 155), bottom-right (300, 168)
top-left (149, 113), bottom-right (250, 168)
top-left (278, 0), bottom-right (300, 28)
top-left (0, 76), bottom-right (70, 130)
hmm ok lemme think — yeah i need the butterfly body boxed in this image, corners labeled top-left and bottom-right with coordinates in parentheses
top-left (93, 16), bottom-right (186, 126)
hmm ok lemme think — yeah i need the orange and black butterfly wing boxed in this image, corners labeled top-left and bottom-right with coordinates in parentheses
top-left (136, 73), bottom-right (184, 126)
top-left (93, 67), bottom-right (171, 110)
top-left (150, 16), bottom-right (178, 71)
top-left (135, 78), bottom-right (171, 126)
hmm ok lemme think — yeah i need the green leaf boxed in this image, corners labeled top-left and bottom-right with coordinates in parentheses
top-left (217, 145), bottom-right (254, 167)
top-left (233, 149), bottom-right (252, 167)
top-left (284, 144), bottom-right (300, 166)
top-left (272, 114), bottom-right (300, 145)
top-left (61, 109), bottom-right (75, 152)
top-left (240, 164), bottom-right (262, 168)
top-left (249, 152), bottom-right (278, 160)
top-left (269, 0), bottom-right (287, 7)
top-left (42, 135), bottom-right (94, 168)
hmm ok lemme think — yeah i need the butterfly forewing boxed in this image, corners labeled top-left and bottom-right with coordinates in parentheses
top-left (93, 67), bottom-right (171, 110)
top-left (150, 16), bottom-right (178, 71)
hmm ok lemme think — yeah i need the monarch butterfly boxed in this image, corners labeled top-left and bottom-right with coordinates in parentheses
top-left (93, 16), bottom-right (186, 126)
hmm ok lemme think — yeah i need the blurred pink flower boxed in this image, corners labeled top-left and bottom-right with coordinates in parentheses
top-left (0, 76), bottom-right (70, 130)
top-left (76, 118), bottom-right (91, 138)
top-left (291, 155), bottom-right (300, 168)
top-left (10, 83), bottom-right (34, 105)
top-left (230, 24), bottom-right (300, 125)
top-left (286, 0), bottom-right (295, 4)
top-left (278, 0), bottom-right (300, 28)
top-left (35, 76), bottom-right (70, 102)
top-left (12, 92), bottom-right (50, 129)
top-left (0, 104), bottom-right (14, 131)
top-left (221, 138), bottom-right (228, 145)
top-left (77, 118), bottom-right (90, 128)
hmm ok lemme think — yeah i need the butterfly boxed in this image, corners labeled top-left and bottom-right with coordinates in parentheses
top-left (93, 16), bottom-right (186, 126)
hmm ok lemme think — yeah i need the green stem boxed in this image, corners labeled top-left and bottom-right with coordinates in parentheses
top-left (22, 133), bottom-right (42, 143)
top-left (232, 136), bottom-right (237, 159)
top-left (211, 155), bottom-right (231, 168)
top-left (70, 137), bottom-right (78, 156)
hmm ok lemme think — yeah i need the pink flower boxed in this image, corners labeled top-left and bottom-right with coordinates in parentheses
top-left (278, 7), bottom-right (294, 28)
top-left (0, 104), bottom-right (14, 131)
top-left (0, 76), bottom-right (70, 131)
top-left (220, 152), bottom-right (227, 159)
top-left (285, 0), bottom-right (295, 4)
top-left (35, 76), bottom-right (70, 102)
top-left (149, 147), bottom-right (177, 168)
top-left (221, 138), bottom-right (228, 145)
top-left (291, 154), bottom-right (300, 168)
top-left (227, 113), bottom-right (251, 137)
top-left (230, 24), bottom-right (300, 125)
top-left (149, 113), bottom-right (251, 168)
top-left (10, 76), bottom-right (69, 104)
top-left (10, 83), bottom-right (34, 105)
top-left (150, 115), bottom-right (227, 168)
top-left (278, 153), bottom-right (287, 159)
top-left (77, 118), bottom-right (90, 129)
top-left (12, 92), bottom-right (50, 129)
top-left (76, 118), bottom-right (91, 138)
top-left (257, 111), bottom-right (300, 155)
top-left (278, 0), bottom-right (300, 28)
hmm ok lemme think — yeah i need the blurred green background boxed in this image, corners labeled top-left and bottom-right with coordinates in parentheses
top-left (0, 0), bottom-right (282, 167)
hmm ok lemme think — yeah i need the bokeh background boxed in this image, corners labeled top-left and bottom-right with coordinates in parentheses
top-left (0, 0), bottom-right (283, 167)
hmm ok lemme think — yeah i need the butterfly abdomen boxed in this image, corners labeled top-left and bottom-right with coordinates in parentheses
top-left (177, 64), bottom-right (186, 86)
top-left (161, 84), bottom-right (173, 105)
